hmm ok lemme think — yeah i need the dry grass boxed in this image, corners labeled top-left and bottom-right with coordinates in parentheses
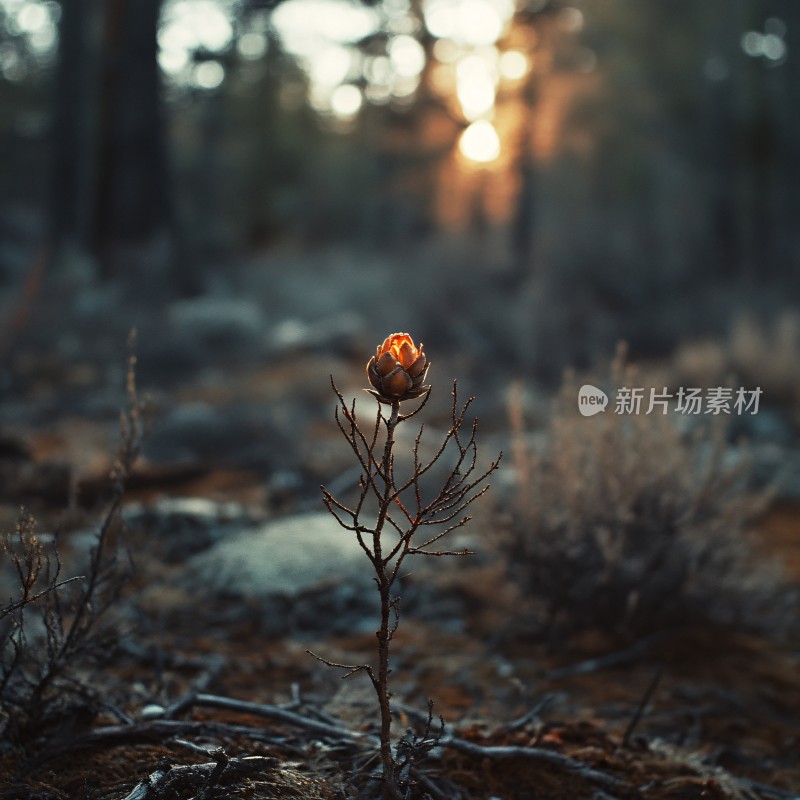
top-left (506, 346), bottom-right (787, 639)
top-left (672, 311), bottom-right (800, 413)
top-left (0, 335), bottom-right (144, 745)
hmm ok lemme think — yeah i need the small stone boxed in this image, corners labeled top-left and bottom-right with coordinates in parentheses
top-left (140, 704), bottom-right (166, 719)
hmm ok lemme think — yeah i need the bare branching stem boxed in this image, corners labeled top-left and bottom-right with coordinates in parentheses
top-left (374, 399), bottom-right (401, 798)
top-left (317, 377), bottom-right (501, 799)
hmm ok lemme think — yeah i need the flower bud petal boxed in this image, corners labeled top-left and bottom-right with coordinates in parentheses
top-left (375, 351), bottom-right (398, 377)
top-left (407, 354), bottom-right (426, 378)
top-left (380, 334), bottom-right (394, 353)
top-left (382, 368), bottom-right (413, 397)
top-left (367, 360), bottom-right (383, 392)
top-left (366, 388), bottom-right (393, 404)
top-left (405, 384), bottom-right (431, 399)
top-left (397, 341), bottom-right (417, 369)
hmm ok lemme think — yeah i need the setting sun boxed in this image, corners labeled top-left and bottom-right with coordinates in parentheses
top-left (459, 119), bottom-right (500, 162)
top-left (456, 54), bottom-right (496, 120)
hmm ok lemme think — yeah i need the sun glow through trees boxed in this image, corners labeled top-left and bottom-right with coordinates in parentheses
top-left (147, 0), bottom-right (556, 167)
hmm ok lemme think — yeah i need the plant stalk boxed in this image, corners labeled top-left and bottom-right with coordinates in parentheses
top-left (373, 400), bottom-right (401, 800)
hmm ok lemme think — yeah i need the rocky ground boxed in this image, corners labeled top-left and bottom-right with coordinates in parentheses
top-left (1, 268), bottom-right (799, 799)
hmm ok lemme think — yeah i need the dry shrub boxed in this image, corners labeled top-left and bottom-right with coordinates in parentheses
top-left (728, 312), bottom-right (800, 409)
top-left (0, 335), bottom-right (144, 745)
top-left (673, 311), bottom-right (800, 412)
top-left (507, 348), bottom-right (787, 640)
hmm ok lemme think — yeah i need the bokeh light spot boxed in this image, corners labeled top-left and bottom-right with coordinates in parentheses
top-left (456, 0), bottom-right (502, 46)
top-left (459, 119), bottom-right (500, 162)
top-left (272, 0), bottom-right (379, 57)
top-left (193, 1), bottom-right (233, 51)
top-left (237, 32), bottom-right (268, 60)
top-left (391, 74), bottom-right (420, 98)
top-left (309, 45), bottom-right (352, 87)
top-left (193, 59), bottom-right (225, 89)
top-left (424, 0), bottom-right (457, 39)
top-left (433, 37), bottom-right (460, 63)
top-left (741, 31), bottom-right (764, 57)
top-left (158, 47), bottom-right (188, 74)
top-left (365, 82), bottom-right (392, 104)
top-left (365, 54), bottom-right (392, 85)
top-left (762, 33), bottom-right (786, 62)
top-left (331, 83), bottom-right (362, 118)
top-left (16, 2), bottom-right (47, 33)
top-left (765, 17), bottom-right (787, 38)
top-left (388, 34), bottom-right (426, 77)
top-left (456, 54), bottom-right (496, 120)
top-left (424, 0), bottom-right (510, 46)
top-left (499, 50), bottom-right (527, 80)
top-left (28, 22), bottom-right (55, 53)
top-left (559, 6), bottom-right (583, 33)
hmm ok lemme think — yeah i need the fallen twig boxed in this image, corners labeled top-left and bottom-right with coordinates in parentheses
top-left (439, 734), bottom-right (631, 794)
top-left (497, 694), bottom-right (560, 733)
top-left (591, 791), bottom-right (623, 800)
top-left (737, 777), bottom-right (800, 800)
top-left (33, 694), bottom-right (372, 771)
top-left (48, 719), bottom-right (273, 750)
top-left (542, 634), bottom-right (661, 681)
top-left (166, 693), bottom-right (374, 743)
top-left (118, 754), bottom-right (279, 800)
top-left (395, 703), bottom-right (631, 794)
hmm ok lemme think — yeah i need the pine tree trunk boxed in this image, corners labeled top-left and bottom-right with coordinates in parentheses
top-left (49, 0), bottom-right (94, 252)
top-left (92, 0), bottom-right (172, 278)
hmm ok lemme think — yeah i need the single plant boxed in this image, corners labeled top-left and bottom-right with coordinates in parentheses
top-left (311, 332), bottom-right (501, 799)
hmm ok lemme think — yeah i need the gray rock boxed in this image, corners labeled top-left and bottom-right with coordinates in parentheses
top-left (123, 497), bottom-right (264, 562)
top-left (266, 312), bottom-right (365, 356)
top-left (168, 296), bottom-right (267, 348)
top-left (181, 512), bottom-right (381, 634)
top-left (140, 704), bottom-right (167, 719)
top-left (185, 512), bottom-right (372, 599)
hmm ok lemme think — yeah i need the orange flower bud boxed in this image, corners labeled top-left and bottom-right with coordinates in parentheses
top-left (366, 333), bottom-right (430, 403)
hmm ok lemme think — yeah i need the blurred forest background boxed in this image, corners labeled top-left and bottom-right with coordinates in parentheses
top-left (1, 0), bottom-right (798, 378)
top-left (2, 3), bottom-right (800, 796)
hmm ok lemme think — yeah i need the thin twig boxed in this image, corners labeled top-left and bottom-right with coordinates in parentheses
top-left (180, 693), bottom-right (373, 742)
top-left (498, 694), bottom-right (559, 733)
top-left (737, 777), bottom-right (800, 799)
top-left (0, 575), bottom-right (84, 619)
top-left (439, 734), bottom-right (630, 794)
top-left (622, 667), bottom-right (663, 747)
top-left (40, 719), bottom-right (278, 757)
top-left (542, 634), bottom-right (662, 681)
top-left (306, 650), bottom-right (376, 683)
